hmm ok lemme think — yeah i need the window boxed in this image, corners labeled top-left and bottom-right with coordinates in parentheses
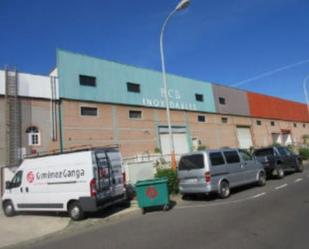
top-left (221, 117), bottom-right (228, 124)
top-left (223, 151), bottom-right (240, 164)
top-left (256, 120), bottom-right (262, 126)
top-left (10, 171), bottom-right (23, 188)
top-left (294, 123), bottom-right (297, 128)
top-left (277, 147), bottom-right (289, 156)
top-left (219, 97), bottom-right (226, 105)
top-left (271, 121), bottom-right (275, 126)
top-left (195, 94), bottom-right (204, 102)
top-left (209, 152), bottom-right (225, 166)
top-left (129, 110), bottom-right (142, 119)
top-left (239, 149), bottom-right (253, 161)
top-left (79, 75), bottom-right (96, 87)
top-left (26, 126), bottom-right (40, 146)
top-left (254, 148), bottom-right (274, 157)
top-left (178, 154), bottom-right (204, 171)
top-left (198, 115), bottom-right (206, 123)
top-left (81, 107), bottom-right (98, 116)
top-left (303, 124), bottom-right (306, 128)
top-left (127, 82), bottom-right (140, 93)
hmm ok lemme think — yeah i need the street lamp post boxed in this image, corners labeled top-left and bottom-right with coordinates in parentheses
top-left (160, 0), bottom-right (190, 170)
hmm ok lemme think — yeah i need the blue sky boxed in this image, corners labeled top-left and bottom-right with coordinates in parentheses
top-left (1, 0), bottom-right (309, 103)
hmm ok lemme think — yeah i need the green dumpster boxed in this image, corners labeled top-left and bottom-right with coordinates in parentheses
top-left (135, 178), bottom-right (170, 214)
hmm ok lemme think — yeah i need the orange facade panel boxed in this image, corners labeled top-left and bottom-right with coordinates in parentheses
top-left (247, 92), bottom-right (309, 122)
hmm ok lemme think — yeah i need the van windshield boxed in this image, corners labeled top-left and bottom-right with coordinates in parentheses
top-left (178, 154), bottom-right (204, 171)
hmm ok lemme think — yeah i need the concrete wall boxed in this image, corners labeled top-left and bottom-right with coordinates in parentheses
top-left (0, 70), bottom-right (58, 100)
top-left (0, 70), bottom-right (5, 95)
top-left (212, 84), bottom-right (250, 116)
top-left (18, 72), bottom-right (59, 99)
top-left (0, 97), bottom-right (6, 166)
top-left (20, 99), bottom-right (59, 156)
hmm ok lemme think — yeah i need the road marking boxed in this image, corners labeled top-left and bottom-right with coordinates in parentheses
top-left (275, 184), bottom-right (288, 190)
top-left (251, 193), bottom-right (266, 199)
top-left (295, 178), bottom-right (303, 183)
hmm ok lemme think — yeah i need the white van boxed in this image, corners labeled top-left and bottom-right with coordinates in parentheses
top-left (2, 147), bottom-right (128, 220)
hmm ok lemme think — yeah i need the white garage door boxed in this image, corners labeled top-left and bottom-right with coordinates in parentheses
top-left (160, 133), bottom-right (190, 156)
top-left (236, 127), bottom-right (253, 149)
top-left (282, 134), bottom-right (292, 145)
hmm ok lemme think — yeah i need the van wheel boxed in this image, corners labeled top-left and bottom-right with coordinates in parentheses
top-left (3, 201), bottom-right (15, 217)
top-left (296, 160), bottom-right (304, 173)
top-left (257, 171), bottom-right (266, 186)
top-left (276, 167), bottom-right (284, 179)
top-left (218, 181), bottom-right (230, 199)
top-left (68, 201), bottom-right (84, 221)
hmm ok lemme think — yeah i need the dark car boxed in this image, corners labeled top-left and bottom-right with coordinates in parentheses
top-left (253, 146), bottom-right (303, 179)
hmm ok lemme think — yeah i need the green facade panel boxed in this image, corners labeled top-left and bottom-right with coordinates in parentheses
top-left (57, 50), bottom-right (216, 113)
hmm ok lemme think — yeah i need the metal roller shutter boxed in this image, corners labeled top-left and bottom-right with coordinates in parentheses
top-left (236, 127), bottom-right (253, 149)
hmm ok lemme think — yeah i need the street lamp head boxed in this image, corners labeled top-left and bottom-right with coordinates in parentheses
top-left (175, 0), bottom-right (190, 11)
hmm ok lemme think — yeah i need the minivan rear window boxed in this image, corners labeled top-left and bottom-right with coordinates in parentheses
top-left (254, 148), bottom-right (274, 157)
top-left (209, 152), bottom-right (225, 166)
top-left (223, 151), bottom-right (240, 164)
top-left (178, 154), bottom-right (204, 171)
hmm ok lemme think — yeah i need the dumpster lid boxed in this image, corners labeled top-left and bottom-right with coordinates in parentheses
top-left (135, 178), bottom-right (168, 187)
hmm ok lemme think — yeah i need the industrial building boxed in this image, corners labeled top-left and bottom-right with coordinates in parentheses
top-left (1, 49), bottom-right (309, 167)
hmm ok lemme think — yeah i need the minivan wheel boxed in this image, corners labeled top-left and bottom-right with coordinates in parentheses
top-left (68, 202), bottom-right (84, 221)
top-left (296, 160), bottom-right (304, 173)
top-left (3, 201), bottom-right (15, 217)
top-left (218, 181), bottom-right (230, 199)
top-left (276, 167), bottom-right (284, 179)
top-left (257, 171), bottom-right (266, 186)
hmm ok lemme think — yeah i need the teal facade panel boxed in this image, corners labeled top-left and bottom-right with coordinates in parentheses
top-left (57, 50), bottom-right (216, 113)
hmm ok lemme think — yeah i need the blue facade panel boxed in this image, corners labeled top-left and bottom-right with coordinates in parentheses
top-left (57, 50), bottom-right (216, 113)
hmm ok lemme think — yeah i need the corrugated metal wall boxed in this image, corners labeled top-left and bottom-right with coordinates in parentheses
top-left (57, 50), bottom-right (216, 113)
top-left (212, 84), bottom-right (250, 116)
top-left (247, 92), bottom-right (309, 122)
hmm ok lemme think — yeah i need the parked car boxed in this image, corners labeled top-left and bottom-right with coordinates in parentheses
top-left (177, 148), bottom-right (266, 199)
top-left (253, 146), bottom-right (303, 179)
top-left (2, 146), bottom-right (129, 221)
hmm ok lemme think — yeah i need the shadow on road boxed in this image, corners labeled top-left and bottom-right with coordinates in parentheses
top-left (17, 202), bottom-right (134, 221)
top-left (139, 200), bottom-right (177, 214)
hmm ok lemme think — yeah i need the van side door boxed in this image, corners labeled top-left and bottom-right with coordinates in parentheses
top-left (238, 149), bottom-right (258, 183)
top-left (209, 152), bottom-right (227, 188)
top-left (223, 150), bottom-right (244, 187)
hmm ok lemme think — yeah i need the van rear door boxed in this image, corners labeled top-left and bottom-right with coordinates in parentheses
top-left (178, 153), bottom-right (206, 184)
top-left (95, 151), bottom-right (112, 199)
top-left (106, 149), bottom-right (124, 197)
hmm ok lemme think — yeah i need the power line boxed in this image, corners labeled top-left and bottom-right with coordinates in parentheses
top-left (231, 59), bottom-right (309, 87)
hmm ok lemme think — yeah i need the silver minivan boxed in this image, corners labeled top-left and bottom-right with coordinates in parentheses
top-left (178, 149), bottom-right (266, 199)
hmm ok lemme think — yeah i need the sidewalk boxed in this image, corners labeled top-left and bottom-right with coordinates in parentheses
top-left (0, 211), bottom-right (69, 248)
top-left (0, 202), bottom-right (139, 248)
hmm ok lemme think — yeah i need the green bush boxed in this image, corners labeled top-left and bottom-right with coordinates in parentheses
top-left (154, 147), bottom-right (161, 153)
top-left (197, 145), bottom-right (207, 151)
top-left (272, 142), bottom-right (281, 147)
top-left (155, 168), bottom-right (179, 194)
top-left (299, 147), bottom-right (309, 160)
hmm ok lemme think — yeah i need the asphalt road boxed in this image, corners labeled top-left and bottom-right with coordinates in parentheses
top-left (14, 168), bottom-right (309, 249)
